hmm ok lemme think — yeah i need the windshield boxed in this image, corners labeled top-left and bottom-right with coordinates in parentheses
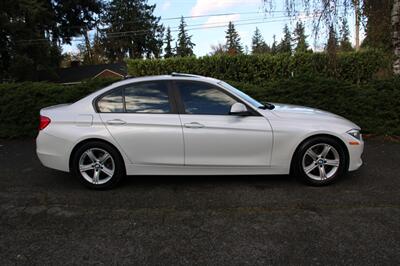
top-left (218, 81), bottom-right (264, 108)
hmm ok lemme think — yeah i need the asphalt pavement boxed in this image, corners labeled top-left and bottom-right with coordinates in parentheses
top-left (0, 138), bottom-right (399, 265)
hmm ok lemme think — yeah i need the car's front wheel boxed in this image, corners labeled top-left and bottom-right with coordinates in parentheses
top-left (71, 141), bottom-right (125, 189)
top-left (293, 136), bottom-right (347, 186)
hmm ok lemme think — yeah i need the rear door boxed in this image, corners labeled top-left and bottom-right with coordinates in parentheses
top-left (97, 80), bottom-right (184, 165)
top-left (174, 80), bottom-right (273, 166)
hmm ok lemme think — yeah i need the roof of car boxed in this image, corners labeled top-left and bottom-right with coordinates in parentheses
top-left (77, 74), bottom-right (224, 103)
top-left (109, 73), bottom-right (221, 88)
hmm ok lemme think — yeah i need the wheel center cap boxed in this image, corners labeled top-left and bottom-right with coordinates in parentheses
top-left (94, 163), bottom-right (101, 169)
top-left (318, 159), bottom-right (324, 165)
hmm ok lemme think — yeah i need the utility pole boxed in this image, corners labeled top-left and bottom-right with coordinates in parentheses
top-left (355, 0), bottom-right (360, 51)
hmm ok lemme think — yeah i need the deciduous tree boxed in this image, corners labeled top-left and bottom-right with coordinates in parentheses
top-left (210, 43), bottom-right (227, 55)
top-left (262, 0), bottom-right (400, 74)
top-left (392, 0), bottom-right (400, 74)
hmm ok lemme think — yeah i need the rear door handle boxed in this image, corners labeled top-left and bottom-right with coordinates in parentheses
top-left (184, 122), bottom-right (205, 128)
top-left (106, 119), bottom-right (126, 125)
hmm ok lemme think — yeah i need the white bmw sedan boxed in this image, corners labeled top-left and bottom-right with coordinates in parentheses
top-left (36, 73), bottom-right (363, 189)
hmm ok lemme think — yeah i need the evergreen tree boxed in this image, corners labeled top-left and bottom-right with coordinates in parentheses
top-left (293, 21), bottom-right (309, 53)
top-left (101, 0), bottom-right (164, 61)
top-left (176, 17), bottom-right (195, 57)
top-left (77, 31), bottom-right (108, 65)
top-left (252, 27), bottom-right (270, 54)
top-left (260, 0), bottom-right (399, 74)
top-left (326, 24), bottom-right (338, 53)
top-left (339, 18), bottom-right (353, 52)
top-left (225, 22), bottom-right (243, 55)
top-left (326, 24), bottom-right (339, 74)
top-left (277, 24), bottom-right (291, 54)
top-left (0, 0), bottom-right (103, 81)
top-left (164, 27), bottom-right (174, 58)
top-left (271, 35), bottom-right (278, 54)
top-left (362, 0), bottom-right (392, 52)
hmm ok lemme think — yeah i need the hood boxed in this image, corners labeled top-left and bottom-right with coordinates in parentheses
top-left (272, 103), bottom-right (342, 118)
top-left (263, 103), bottom-right (360, 129)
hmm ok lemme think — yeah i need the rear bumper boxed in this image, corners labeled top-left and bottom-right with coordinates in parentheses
top-left (36, 132), bottom-right (70, 172)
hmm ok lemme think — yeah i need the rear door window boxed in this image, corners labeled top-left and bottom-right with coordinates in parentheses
top-left (97, 81), bottom-right (172, 113)
top-left (124, 82), bottom-right (170, 113)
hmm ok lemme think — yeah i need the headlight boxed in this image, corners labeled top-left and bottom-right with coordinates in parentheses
top-left (347, 129), bottom-right (362, 140)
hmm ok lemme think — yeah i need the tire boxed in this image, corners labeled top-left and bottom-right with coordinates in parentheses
top-left (292, 136), bottom-right (347, 186)
top-left (71, 141), bottom-right (125, 189)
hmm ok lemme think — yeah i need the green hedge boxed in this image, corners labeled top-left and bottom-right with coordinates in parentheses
top-left (127, 50), bottom-right (391, 84)
top-left (0, 79), bottom-right (116, 138)
top-left (0, 77), bottom-right (399, 138)
top-left (227, 77), bottom-right (400, 136)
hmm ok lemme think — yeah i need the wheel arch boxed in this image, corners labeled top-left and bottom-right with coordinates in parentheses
top-left (69, 138), bottom-right (126, 174)
top-left (290, 133), bottom-right (350, 174)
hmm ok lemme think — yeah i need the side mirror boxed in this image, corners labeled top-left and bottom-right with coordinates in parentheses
top-left (229, 102), bottom-right (251, 116)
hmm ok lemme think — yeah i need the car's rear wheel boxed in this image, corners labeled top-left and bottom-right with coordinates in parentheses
top-left (71, 141), bottom-right (125, 189)
top-left (293, 136), bottom-right (347, 186)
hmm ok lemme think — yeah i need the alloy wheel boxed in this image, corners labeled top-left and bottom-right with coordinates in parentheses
top-left (78, 148), bottom-right (115, 185)
top-left (302, 143), bottom-right (340, 181)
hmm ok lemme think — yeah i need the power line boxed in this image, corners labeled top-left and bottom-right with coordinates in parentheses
top-left (14, 16), bottom-right (276, 43)
top-left (161, 10), bottom-right (286, 21)
top-left (60, 10), bottom-right (288, 29)
top-left (16, 13), bottom-right (319, 44)
top-left (77, 16), bottom-right (314, 43)
top-left (15, 9), bottom-right (313, 42)
top-left (103, 15), bottom-right (289, 38)
top-left (57, 10), bottom-right (286, 29)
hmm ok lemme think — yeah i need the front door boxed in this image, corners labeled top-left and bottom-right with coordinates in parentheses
top-left (174, 80), bottom-right (273, 166)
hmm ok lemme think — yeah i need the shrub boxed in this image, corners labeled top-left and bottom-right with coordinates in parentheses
top-left (227, 77), bottom-right (400, 135)
top-left (0, 79), bottom-right (116, 138)
top-left (127, 49), bottom-right (391, 84)
top-left (0, 77), bottom-right (398, 138)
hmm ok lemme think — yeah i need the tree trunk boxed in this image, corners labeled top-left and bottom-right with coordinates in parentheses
top-left (393, 0), bottom-right (400, 74)
top-left (83, 30), bottom-right (93, 64)
top-left (355, 0), bottom-right (360, 51)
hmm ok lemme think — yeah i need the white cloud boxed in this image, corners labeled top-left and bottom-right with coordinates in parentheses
top-left (191, 0), bottom-right (259, 16)
top-left (203, 14), bottom-right (240, 28)
top-left (162, 0), bottom-right (171, 11)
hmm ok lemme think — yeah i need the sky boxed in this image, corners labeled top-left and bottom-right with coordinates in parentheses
top-left (63, 0), bottom-right (364, 56)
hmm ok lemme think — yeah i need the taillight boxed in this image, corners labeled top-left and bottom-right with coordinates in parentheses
top-left (39, 115), bottom-right (51, 130)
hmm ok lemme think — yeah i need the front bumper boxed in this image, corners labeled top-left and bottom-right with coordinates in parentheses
top-left (343, 134), bottom-right (364, 171)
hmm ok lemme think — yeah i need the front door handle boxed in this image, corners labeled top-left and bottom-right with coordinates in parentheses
top-left (184, 122), bottom-right (205, 128)
top-left (106, 119), bottom-right (126, 125)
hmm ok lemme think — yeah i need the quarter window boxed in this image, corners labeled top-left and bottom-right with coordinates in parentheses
top-left (176, 81), bottom-right (237, 115)
top-left (97, 88), bottom-right (124, 113)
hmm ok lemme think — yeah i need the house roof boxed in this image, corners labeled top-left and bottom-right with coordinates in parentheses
top-left (38, 62), bottom-right (127, 83)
